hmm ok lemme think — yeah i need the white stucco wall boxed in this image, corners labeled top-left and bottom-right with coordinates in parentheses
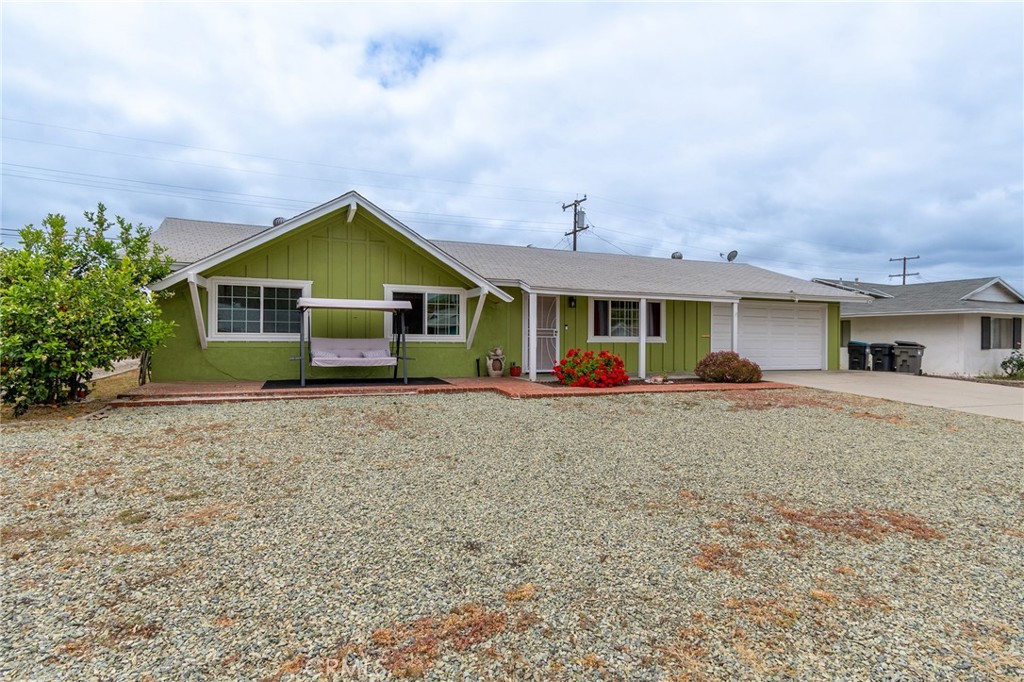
top-left (842, 313), bottom-right (1013, 376)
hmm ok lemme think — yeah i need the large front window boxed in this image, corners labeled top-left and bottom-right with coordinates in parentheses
top-left (208, 277), bottom-right (311, 340)
top-left (590, 299), bottom-right (665, 342)
top-left (385, 285), bottom-right (466, 341)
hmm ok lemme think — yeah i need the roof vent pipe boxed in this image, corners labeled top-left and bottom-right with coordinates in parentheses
top-left (272, 217), bottom-right (287, 226)
top-left (670, 251), bottom-right (683, 260)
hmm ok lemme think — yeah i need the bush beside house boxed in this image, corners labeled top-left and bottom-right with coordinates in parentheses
top-left (695, 351), bottom-right (763, 383)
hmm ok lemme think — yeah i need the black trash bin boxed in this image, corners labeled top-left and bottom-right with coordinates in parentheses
top-left (847, 341), bottom-right (870, 370)
top-left (893, 340), bottom-right (926, 375)
top-left (870, 343), bottom-right (895, 372)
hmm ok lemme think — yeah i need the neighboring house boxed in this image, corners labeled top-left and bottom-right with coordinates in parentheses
top-left (149, 191), bottom-right (866, 382)
top-left (814, 277), bottom-right (1024, 376)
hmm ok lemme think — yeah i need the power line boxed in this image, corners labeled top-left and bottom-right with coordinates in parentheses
top-left (585, 226), bottom-right (632, 255)
top-left (2, 117), bottom-right (572, 198)
top-left (1, 136), bottom-right (563, 207)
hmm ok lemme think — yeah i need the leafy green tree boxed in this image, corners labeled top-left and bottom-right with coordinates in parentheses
top-left (0, 204), bottom-right (174, 415)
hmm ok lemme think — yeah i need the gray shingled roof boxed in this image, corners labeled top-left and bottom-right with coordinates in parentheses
top-left (153, 218), bottom-right (269, 267)
top-left (434, 240), bottom-right (862, 301)
top-left (814, 278), bottom-right (1024, 316)
top-left (151, 216), bottom-right (864, 301)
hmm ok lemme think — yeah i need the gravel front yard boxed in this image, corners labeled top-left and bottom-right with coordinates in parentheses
top-left (2, 389), bottom-right (1022, 681)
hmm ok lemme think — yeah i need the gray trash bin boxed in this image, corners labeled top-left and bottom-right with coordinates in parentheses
top-left (870, 343), bottom-right (895, 372)
top-left (893, 341), bottom-right (926, 375)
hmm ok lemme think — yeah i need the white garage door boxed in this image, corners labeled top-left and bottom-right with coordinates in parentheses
top-left (715, 302), bottom-right (826, 370)
top-left (739, 302), bottom-right (825, 369)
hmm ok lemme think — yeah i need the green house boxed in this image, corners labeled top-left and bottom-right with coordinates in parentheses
top-left (150, 191), bottom-right (865, 382)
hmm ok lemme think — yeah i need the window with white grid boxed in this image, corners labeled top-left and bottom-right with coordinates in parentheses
top-left (208, 277), bottom-right (311, 340)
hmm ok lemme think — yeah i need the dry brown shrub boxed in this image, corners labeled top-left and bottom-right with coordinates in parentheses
top-left (577, 653), bottom-right (606, 669)
top-left (833, 565), bottom-right (856, 576)
top-left (262, 654), bottom-right (307, 682)
top-left (707, 519), bottom-right (733, 535)
top-left (724, 597), bottom-right (800, 629)
top-left (677, 489), bottom-right (702, 506)
top-left (693, 543), bottom-right (745, 576)
top-left (372, 602), bottom-right (508, 678)
top-left (774, 504), bottom-right (943, 542)
top-left (809, 589), bottom-right (839, 606)
top-left (874, 509), bottom-right (945, 540)
top-left (514, 611), bottom-right (543, 632)
top-left (2, 524), bottom-right (69, 544)
top-left (850, 410), bottom-right (912, 425)
top-left (504, 583), bottom-right (537, 602)
top-left (167, 504), bottom-right (240, 528)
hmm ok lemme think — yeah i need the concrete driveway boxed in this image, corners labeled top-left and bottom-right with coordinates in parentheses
top-left (764, 371), bottom-right (1024, 422)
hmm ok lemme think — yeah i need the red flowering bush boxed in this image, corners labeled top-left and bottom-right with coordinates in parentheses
top-left (694, 351), bottom-right (762, 383)
top-left (553, 348), bottom-right (630, 387)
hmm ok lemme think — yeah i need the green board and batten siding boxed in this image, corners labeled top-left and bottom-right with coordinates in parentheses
top-left (558, 298), bottom-right (712, 374)
top-left (152, 210), bottom-right (523, 381)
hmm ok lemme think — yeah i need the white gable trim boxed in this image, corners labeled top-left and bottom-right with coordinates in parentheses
top-left (151, 191), bottom-right (513, 303)
top-left (960, 278), bottom-right (1024, 304)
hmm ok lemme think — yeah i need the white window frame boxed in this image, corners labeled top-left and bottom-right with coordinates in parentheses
top-left (587, 298), bottom-right (666, 343)
top-left (383, 284), bottom-right (467, 343)
top-left (207, 276), bottom-right (312, 342)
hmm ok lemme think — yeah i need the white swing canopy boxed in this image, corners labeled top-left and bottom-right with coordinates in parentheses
top-left (296, 297), bottom-right (413, 385)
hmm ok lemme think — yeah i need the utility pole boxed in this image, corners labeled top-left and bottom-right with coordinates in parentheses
top-left (888, 255), bottom-right (920, 285)
top-left (562, 195), bottom-right (588, 251)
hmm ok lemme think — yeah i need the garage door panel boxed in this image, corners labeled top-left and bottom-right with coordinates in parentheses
top-left (737, 302), bottom-right (824, 370)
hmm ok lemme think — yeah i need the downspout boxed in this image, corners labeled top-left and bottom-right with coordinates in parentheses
top-left (731, 301), bottom-right (739, 352)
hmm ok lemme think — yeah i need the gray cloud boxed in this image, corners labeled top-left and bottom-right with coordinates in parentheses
top-left (2, 2), bottom-right (1020, 292)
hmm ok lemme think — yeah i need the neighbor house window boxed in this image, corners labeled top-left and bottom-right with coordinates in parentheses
top-left (982, 316), bottom-right (1021, 350)
top-left (208, 277), bottom-right (311, 340)
top-left (385, 285), bottom-right (466, 342)
top-left (589, 299), bottom-right (665, 342)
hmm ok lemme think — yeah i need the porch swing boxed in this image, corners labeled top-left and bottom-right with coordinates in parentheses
top-left (296, 297), bottom-right (413, 386)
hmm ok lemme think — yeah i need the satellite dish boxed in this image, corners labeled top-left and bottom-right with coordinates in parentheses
top-left (726, 250), bottom-right (738, 262)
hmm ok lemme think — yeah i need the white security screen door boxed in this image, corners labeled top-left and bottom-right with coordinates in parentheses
top-left (525, 295), bottom-right (560, 372)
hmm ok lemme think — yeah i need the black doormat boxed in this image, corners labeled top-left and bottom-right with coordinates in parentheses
top-left (262, 377), bottom-right (449, 390)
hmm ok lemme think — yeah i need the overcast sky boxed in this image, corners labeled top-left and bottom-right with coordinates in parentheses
top-left (3, 2), bottom-right (1022, 292)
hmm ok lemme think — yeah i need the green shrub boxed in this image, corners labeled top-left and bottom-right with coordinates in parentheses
top-left (1000, 349), bottom-right (1024, 379)
top-left (1, 205), bottom-right (173, 415)
top-left (695, 351), bottom-right (763, 383)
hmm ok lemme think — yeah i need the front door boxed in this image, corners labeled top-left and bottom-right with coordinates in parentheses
top-left (524, 295), bottom-right (560, 373)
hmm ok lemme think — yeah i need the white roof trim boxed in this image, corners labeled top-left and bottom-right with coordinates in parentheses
top-left (959, 277), bottom-right (1024, 303)
top-left (521, 286), bottom-right (739, 303)
top-left (297, 297), bottom-right (412, 312)
top-left (729, 289), bottom-right (870, 303)
top-left (151, 191), bottom-right (513, 303)
top-left (842, 308), bottom-right (1024, 318)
